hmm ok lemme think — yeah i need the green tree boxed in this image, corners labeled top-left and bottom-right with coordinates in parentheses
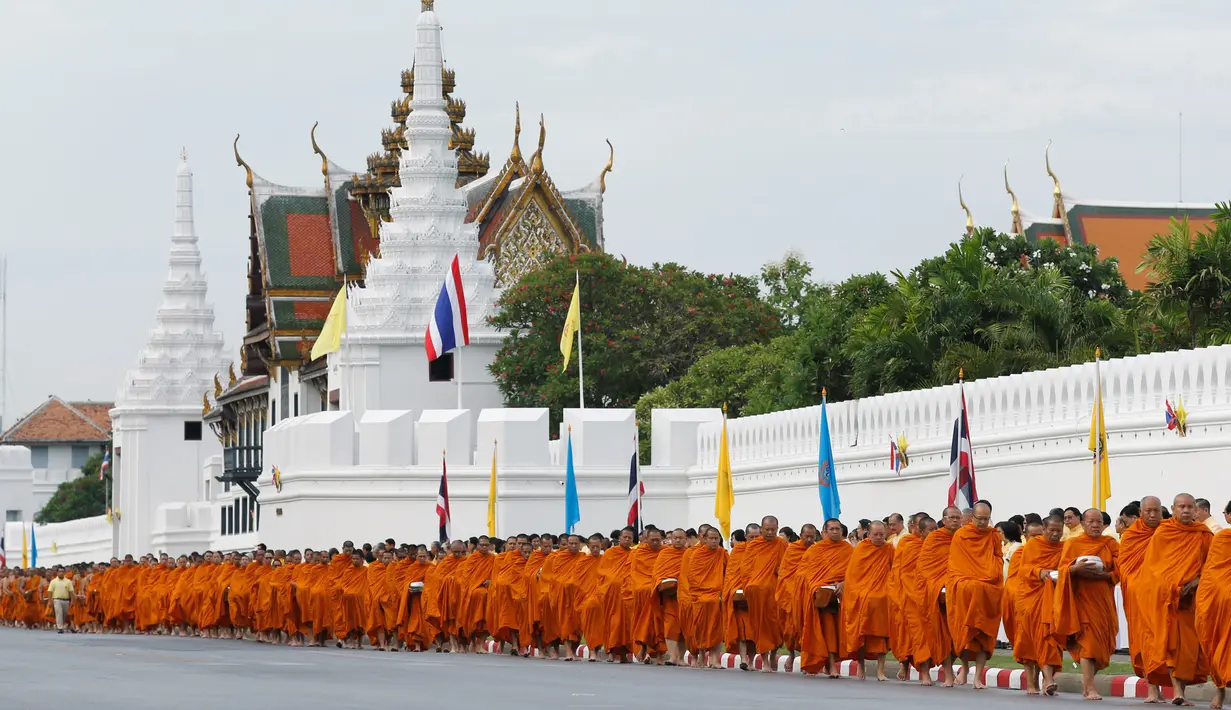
top-left (35, 452), bottom-right (107, 524)
top-left (1137, 207), bottom-right (1231, 348)
top-left (760, 251), bottom-right (817, 331)
top-left (489, 253), bottom-right (780, 434)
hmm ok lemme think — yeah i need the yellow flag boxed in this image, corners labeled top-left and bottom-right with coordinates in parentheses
top-left (22, 523), bottom-right (28, 568)
top-left (487, 441), bottom-right (498, 537)
top-left (1089, 351), bottom-right (1111, 511)
top-left (560, 276), bottom-right (581, 369)
top-left (714, 408), bottom-right (733, 539)
top-left (310, 284), bottom-right (348, 360)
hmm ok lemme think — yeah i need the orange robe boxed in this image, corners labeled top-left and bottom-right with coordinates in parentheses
top-left (487, 551), bottom-right (526, 645)
top-left (1053, 534), bottom-right (1119, 669)
top-left (946, 524), bottom-right (1003, 657)
top-left (293, 562), bottom-right (323, 635)
top-left (1001, 546), bottom-right (1023, 645)
top-left (539, 550), bottom-right (576, 644)
top-left (628, 544), bottom-right (663, 653)
top-left (680, 545), bottom-right (727, 652)
top-left (394, 561), bottom-right (434, 649)
top-left (520, 549), bottom-right (547, 643)
top-left (1011, 535), bottom-right (1063, 669)
top-left (722, 542), bottom-right (748, 651)
top-left (227, 564), bottom-right (256, 629)
top-left (249, 563), bottom-right (274, 631)
top-left (200, 564), bottom-right (234, 629)
top-left (1119, 517), bottom-right (1168, 685)
top-left (841, 540), bottom-right (893, 658)
top-left (652, 546), bottom-right (686, 643)
top-left (776, 539), bottom-right (808, 652)
top-left (1138, 518), bottom-right (1214, 684)
top-left (918, 527), bottom-right (955, 663)
top-left (736, 536), bottom-right (788, 655)
top-left (889, 534), bottom-right (927, 668)
top-left (797, 539), bottom-right (853, 674)
top-left (598, 545), bottom-right (634, 653)
top-left (460, 551), bottom-right (496, 638)
top-left (1196, 529), bottom-right (1231, 689)
top-left (337, 563), bottom-right (370, 636)
top-left (424, 555), bottom-right (463, 638)
top-left (365, 559), bottom-right (393, 639)
top-left (572, 553), bottom-right (603, 648)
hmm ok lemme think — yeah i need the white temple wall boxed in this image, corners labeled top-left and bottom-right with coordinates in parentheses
top-left (111, 410), bottom-right (220, 557)
top-left (0, 445), bottom-right (34, 525)
top-left (3, 516), bottom-right (112, 568)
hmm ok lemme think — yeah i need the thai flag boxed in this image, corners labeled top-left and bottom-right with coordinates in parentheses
top-left (626, 444), bottom-right (644, 530)
top-left (1165, 400), bottom-right (1179, 430)
top-left (436, 456), bottom-right (451, 543)
top-left (99, 450), bottom-right (111, 481)
top-left (889, 441), bottom-right (898, 472)
top-left (425, 254), bottom-right (469, 361)
top-left (948, 386), bottom-right (978, 509)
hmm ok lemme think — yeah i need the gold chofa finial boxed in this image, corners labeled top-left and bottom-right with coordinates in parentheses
top-left (422, 0), bottom-right (434, 11)
top-left (958, 175), bottom-right (973, 235)
top-left (510, 102), bottom-right (522, 162)
top-left (228, 362), bottom-right (238, 386)
top-left (202, 393), bottom-right (212, 417)
top-left (213, 374), bottom-right (223, 398)
top-left (1045, 139), bottom-right (1061, 197)
top-left (599, 139), bottom-right (614, 194)
top-left (530, 113), bottom-right (546, 173)
top-left (310, 121), bottom-right (328, 178)
top-left (1004, 160), bottom-right (1023, 235)
top-left (233, 134), bottom-right (253, 189)
top-left (180, 147), bottom-right (188, 162)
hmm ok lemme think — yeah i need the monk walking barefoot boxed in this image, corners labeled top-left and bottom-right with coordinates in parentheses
top-left (1196, 500), bottom-right (1231, 710)
top-left (1054, 510), bottom-right (1120, 701)
top-left (947, 501), bottom-right (1003, 690)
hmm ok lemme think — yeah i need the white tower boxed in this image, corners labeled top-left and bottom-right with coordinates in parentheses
top-left (338, 1), bottom-right (504, 436)
top-left (110, 151), bottom-right (229, 556)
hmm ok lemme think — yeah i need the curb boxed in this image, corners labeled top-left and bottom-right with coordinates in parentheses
top-left (478, 641), bottom-right (1216, 700)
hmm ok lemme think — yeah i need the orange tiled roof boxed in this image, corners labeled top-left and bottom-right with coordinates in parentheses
top-left (0, 396), bottom-right (112, 444)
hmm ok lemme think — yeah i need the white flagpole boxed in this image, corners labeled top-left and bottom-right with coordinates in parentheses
top-left (576, 270), bottom-right (584, 409)
top-left (456, 346), bottom-right (463, 411)
top-left (635, 429), bottom-right (642, 532)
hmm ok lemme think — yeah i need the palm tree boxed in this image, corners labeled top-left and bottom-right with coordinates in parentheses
top-left (1138, 205), bottom-right (1231, 348)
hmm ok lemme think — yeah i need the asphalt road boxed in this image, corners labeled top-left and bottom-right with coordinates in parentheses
top-left (0, 628), bottom-right (1137, 710)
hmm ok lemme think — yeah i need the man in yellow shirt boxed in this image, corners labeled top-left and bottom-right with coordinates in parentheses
top-left (45, 567), bottom-right (75, 633)
top-left (1197, 498), bottom-right (1226, 534)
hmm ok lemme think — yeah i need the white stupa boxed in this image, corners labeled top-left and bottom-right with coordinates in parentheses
top-left (110, 151), bottom-right (229, 556)
top-left (335, 2), bottom-right (505, 425)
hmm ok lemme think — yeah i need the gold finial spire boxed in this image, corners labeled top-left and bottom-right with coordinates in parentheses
top-left (530, 113), bottom-right (546, 173)
top-left (599, 139), bottom-right (614, 194)
top-left (822, 386), bottom-right (827, 398)
top-left (228, 362), bottom-right (238, 386)
top-left (213, 374), bottom-right (223, 398)
top-left (958, 175), bottom-right (973, 235)
top-left (1045, 139), bottom-right (1061, 197)
top-left (959, 367), bottom-right (965, 381)
top-left (233, 134), bottom-right (253, 189)
top-left (422, 0), bottom-right (434, 10)
top-left (510, 102), bottom-right (522, 162)
top-left (1095, 347), bottom-right (1101, 359)
top-left (1004, 160), bottom-right (1023, 235)
top-left (310, 121), bottom-right (329, 178)
top-left (202, 392), bottom-right (212, 417)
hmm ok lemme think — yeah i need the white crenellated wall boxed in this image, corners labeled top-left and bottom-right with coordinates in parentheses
top-left (3, 516), bottom-right (113, 568)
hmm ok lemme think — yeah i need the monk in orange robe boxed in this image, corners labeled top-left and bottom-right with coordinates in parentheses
top-left (1139, 494), bottom-right (1215, 705)
top-left (1121, 496), bottom-right (1170, 701)
top-left (680, 527), bottom-right (727, 667)
top-left (227, 554), bottom-right (256, 635)
top-left (460, 536), bottom-right (497, 651)
top-left (269, 550), bottom-right (299, 644)
top-left (365, 551), bottom-right (394, 650)
top-left (598, 527), bottom-right (635, 660)
top-left (777, 523), bottom-right (816, 661)
top-left (1196, 502), bottom-right (1230, 710)
top-left (947, 500), bottom-right (1003, 689)
top-left (295, 552), bottom-right (326, 645)
top-left (488, 537), bottom-right (527, 652)
top-left (574, 534), bottom-right (606, 658)
top-left (722, 526), bottom-right (754, 657)
top-left (425, 541), bottom-right (466, 650)
top-left (798, 518), bottom-right (853, 676)
top-left (920, 506), bottom-right (961, 686)
top-left (337, 551), bottom-right (370, 649)
top-left (1054, 509), bottom-right (1120, 700)
top-left (249, 553), bottom-right (275, 641)
top-left (1013, 518), bottom-right (1064, 695)
top-left (629, 528), bottom-right (665, 663)
top-left (652, 528), bottom-right (688, 665)
top-left (538, 535), bottom-right (578, 657)
top-left (892, 514), bottom-right (935, 682)
top-left (395, 548), bottom-right (435, 650)
top-left (736, 517), bottom-right (789, 672)
top-left (842, 520), bottom-right (895, 680)
top-left (518, 535), bottom-right (549, 654)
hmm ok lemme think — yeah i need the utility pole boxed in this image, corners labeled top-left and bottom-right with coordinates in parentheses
top-left (1, 255), bottom-right (7, 434)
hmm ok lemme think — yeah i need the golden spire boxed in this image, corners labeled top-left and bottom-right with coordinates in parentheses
top-left (213, 374), bottom-right (223, 398)
top-left (233, 134), bottom-right (253, 189)
top-left (202, 393), bottom-right (212, 417)
top-left (422, 0), bottom-right (434, 10)
top-left (228, 362), bottom-right (238, 386)
top-left (310, 121), bottom-right (329, 178)
top-left (1004, 160), bottom-right (1023, 235)
top-left (510, 102), bottom-right (522, 163)
top-left (530, 113), bottom-right (546, 174)
top-left (599, 139), bottom-right (614, 194)
top-left (958, 175), bottom-right (973, 236)
top-left (1045, 139), bottom-right (1061, 197)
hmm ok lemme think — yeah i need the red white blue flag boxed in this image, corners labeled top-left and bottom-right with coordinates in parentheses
top-left (425, 254), bottom-right (469, 361)
top-left (948, 385), bottom-right (977, 509)
top-left (436, 456), bottom-right (451, 544)
top-left (626, 438), bottom-right (644, 530)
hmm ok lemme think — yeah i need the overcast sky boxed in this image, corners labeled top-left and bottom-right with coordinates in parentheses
top-left (1, 0), bottom-right (1229, 425)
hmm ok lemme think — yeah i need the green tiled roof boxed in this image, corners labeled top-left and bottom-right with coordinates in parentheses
top-left (258, 194), bottom-right (337, 291)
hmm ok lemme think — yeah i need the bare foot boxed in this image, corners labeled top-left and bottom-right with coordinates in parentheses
top-left (877, 673), bottom-right (888, 682)
top-left (1209, 688), bottom-right (1225, 710)
top-left (1085, 690), bottom-right (1104, 701)
top-left (1028, 690), bottom-right (1041, 696)
top-left (974, 680), bottom-right (986, 690)
top-left (920, 677), bottom-right (934, 687)
top-left (856, 666), bottom-right (866, 681)
top-left (898, 666), bottom-right (909, 681)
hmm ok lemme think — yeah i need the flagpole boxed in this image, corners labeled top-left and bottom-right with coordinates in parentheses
top-left (635, 428), bottom-right (643, 533)
top-left (576, 270), bottom-right (584, 409)
top-left (456, 346), bottom-right (463, 410)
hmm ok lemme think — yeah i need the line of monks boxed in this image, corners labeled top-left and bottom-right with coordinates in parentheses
top-left (2, 495), bottom-right (1228, 707)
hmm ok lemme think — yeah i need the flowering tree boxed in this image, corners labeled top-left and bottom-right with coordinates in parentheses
top-left (488, 253), bottom-right (779, 435)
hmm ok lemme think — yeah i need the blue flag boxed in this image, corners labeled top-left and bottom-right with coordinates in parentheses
top-left (817, 394), bottom-right (841, 522)
top-left (30, 523), bottom-right (38, 568)
top-left (564, 429), bottom-right (581, 534)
